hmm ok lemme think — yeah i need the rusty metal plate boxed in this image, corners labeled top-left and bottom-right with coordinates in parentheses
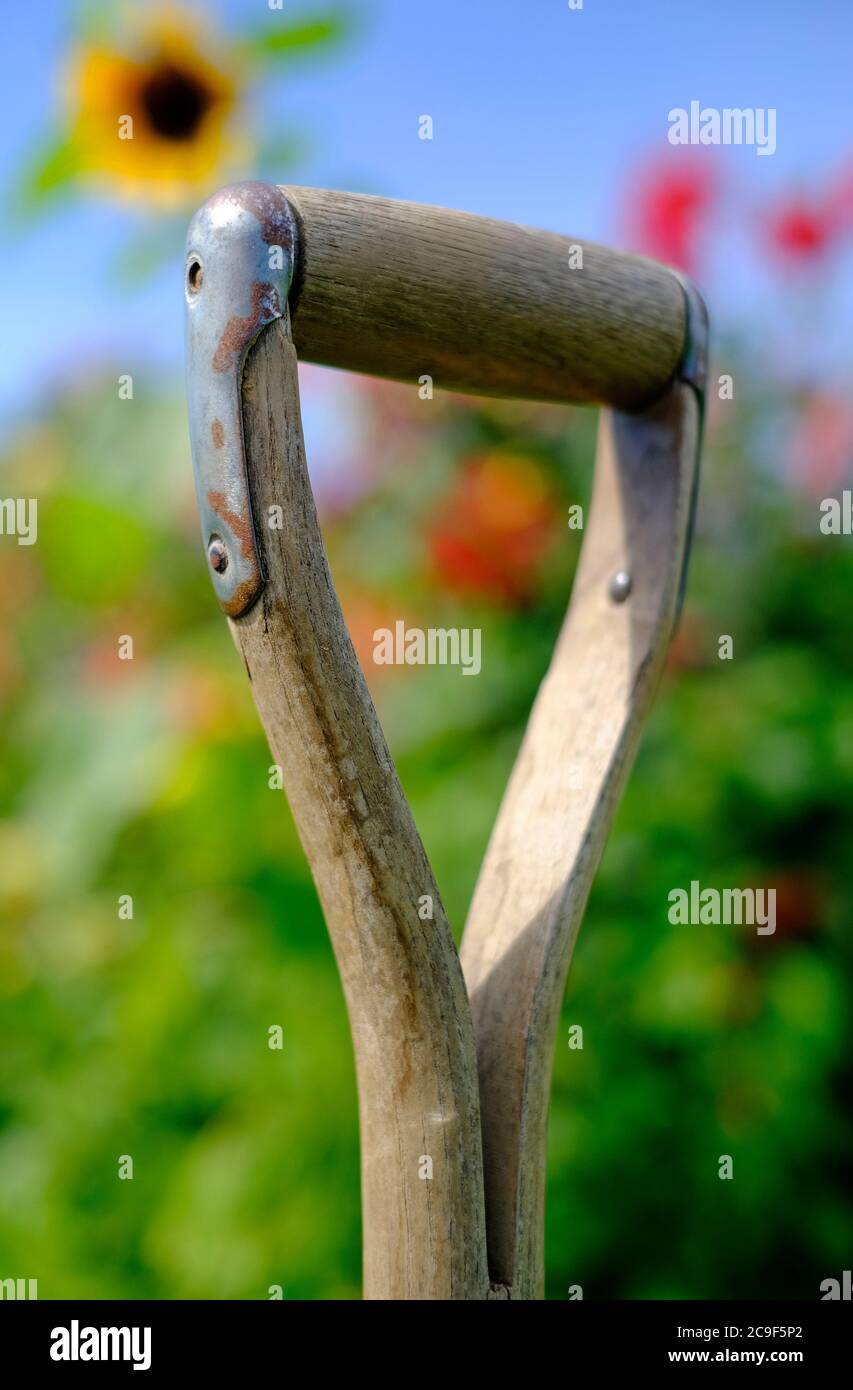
top-left (185, 182), bottom-right (297, 616)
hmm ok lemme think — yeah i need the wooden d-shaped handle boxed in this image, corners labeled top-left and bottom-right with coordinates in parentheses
top-left (185, 183), bottom-right (708, 1300)
top-left (284, 186), bottom-right (687, 411)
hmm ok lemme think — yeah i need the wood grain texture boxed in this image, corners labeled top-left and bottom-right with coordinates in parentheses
top-left (459, 382), bottom-right (700, 1298)
top-left (282, 185), bottom-right (686, 411)
top-left (233, 313), bottom-right (489, 1300)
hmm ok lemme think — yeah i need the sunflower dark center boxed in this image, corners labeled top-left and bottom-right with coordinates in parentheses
top-left (139, 63), bottom-right (214, 141)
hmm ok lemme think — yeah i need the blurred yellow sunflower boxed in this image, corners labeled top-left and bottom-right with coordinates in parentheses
top-left (65, 6), bottom-right (247, 208)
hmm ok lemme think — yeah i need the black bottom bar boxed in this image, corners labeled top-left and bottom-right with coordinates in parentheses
top-left (1, 1298), bottom-right (848, 1376)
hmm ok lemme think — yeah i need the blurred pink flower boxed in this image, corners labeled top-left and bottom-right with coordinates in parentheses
top-left (787, 392), bottom-right (853, 496)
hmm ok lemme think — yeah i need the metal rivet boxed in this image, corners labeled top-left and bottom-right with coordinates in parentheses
top-left (208, 538), bottom-right (228, 573)
top-left (608, 570), bottom-right (632, 603)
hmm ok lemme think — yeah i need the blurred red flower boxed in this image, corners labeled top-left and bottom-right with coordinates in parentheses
top-left (772, 871), bottom-right (824, 941)
top-left (765, 162), bottom-right (853, 264)
top-left (622, 155), bottom-right (716, 273)
top-left (745, 871), bottom-right (824, 948)
top-left (425, 452), bottom-right (558, 606)
top-left (765, 199), bottom-right (833, 263)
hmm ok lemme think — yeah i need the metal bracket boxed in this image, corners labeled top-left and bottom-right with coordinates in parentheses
top-left (674, 273), bottom-right (709, 408)
top-left (185, 181), bottom-right (297, 616)
top-left (671, 273), bottom-right (709, 619)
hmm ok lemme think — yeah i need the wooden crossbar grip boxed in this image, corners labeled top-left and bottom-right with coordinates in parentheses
top-left (282, 186), bottom-right (687, 411)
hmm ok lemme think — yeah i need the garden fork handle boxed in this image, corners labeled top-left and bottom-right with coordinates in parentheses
top-left (283, 186), bottom-right (687, 411)
top-left (185, 182), bottom-right (708, 1300)
top-left (459, 375), bottom-right (704, 1297)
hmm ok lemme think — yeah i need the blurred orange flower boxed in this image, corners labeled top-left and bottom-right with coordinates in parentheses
top-left (425, 452), bottom-right (558, 607)
top-left (65, 5), bottom-right (245, 208)
top-left (340, 590), bottom-right (417, 685)
top-left (665, 610), bottom-right (708, 675)
top-left (166, 664), bottom-right (245, 738)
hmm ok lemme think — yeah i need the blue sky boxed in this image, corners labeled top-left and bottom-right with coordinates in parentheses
top-left (1, 0), bottom-right (852, 429)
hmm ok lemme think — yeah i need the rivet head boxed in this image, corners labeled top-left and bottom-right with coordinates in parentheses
top-left (208, 538), bottom-right (228, 573)
top-left (608, 570), bottom-right (632, 603)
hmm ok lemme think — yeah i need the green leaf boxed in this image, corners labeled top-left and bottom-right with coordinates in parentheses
top-left (12, 133), bottom-right (81, 219)
top-left (240, 9), bottom-right (355, 65)
top-left (72, 0), bottom-right (122, 42)
top-left (108, 218), bottom-right (187, 289)
top-left (256, 131), bottom-right (316, 179)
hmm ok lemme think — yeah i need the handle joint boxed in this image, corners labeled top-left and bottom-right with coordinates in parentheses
top-left (185, 181), bottom-right (298, 616)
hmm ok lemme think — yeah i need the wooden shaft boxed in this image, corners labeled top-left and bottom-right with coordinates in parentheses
top-left (283, 186), bottom-right (686, 411)
top-left (233, 313), bottom-right (489, 1300)
top-left (459, 382), bottom-right (701, 1296)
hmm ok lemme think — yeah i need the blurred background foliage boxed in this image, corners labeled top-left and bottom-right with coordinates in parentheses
top-left (0, 0), bottom-right (851, 1300)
